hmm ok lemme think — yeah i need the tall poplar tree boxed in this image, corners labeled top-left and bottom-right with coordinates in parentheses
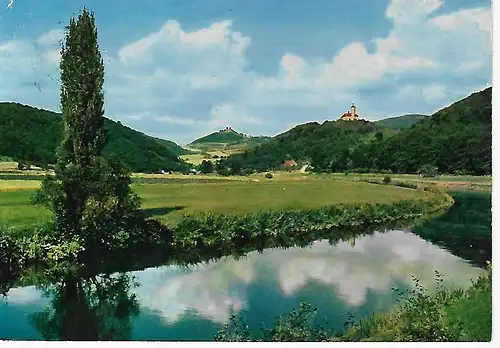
top-left (35, 8), bottom-right (158, 253)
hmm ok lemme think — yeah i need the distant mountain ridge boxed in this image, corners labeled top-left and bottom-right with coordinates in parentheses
top-left (0, 102), bottom-right (190, 173)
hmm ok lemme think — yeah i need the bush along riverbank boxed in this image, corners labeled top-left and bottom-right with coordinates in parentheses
top-left (169, 187), bottom-right (453, 262)
top-left (1, 188), bottom-right (453, 294)
top-left (215, 263), bottom-right (492, 342)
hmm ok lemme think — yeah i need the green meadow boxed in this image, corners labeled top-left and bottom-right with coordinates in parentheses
top-left (0, 174), bottom-right (433, 233)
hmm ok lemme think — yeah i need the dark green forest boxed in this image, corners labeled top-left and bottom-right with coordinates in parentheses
top-left (374, 114), bottom-right (428, 130)
top-left (0, 102), bottom-right (190, 173)
top-left (219, 88), bottom-right (491, 175)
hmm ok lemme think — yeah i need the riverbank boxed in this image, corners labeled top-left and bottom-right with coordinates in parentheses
top-left (215, 262), bottom-right (492, 342)
top-left (1, 181), bottom-right (454, 294)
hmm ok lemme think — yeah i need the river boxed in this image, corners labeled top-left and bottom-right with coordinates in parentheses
top-left (0, 191), bottom-right (491, 341)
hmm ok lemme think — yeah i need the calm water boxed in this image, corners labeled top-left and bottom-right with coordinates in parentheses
top-left (0, 192), bottom-right (491, 341)
top-left (0, 230), bottom-right (484, 340)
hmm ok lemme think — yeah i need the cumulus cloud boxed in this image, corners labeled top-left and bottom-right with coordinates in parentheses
top-left (0, 0), bottom-right (491, 142)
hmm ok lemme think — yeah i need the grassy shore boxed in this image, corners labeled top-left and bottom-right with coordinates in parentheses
top-left (0, 176), bottom-right (433, 232)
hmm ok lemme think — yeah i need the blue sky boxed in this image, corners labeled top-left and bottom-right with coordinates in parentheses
top-left (0, 0), bottom-right (492, 144)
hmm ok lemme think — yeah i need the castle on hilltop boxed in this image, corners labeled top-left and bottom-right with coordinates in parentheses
top-left (340, 103), bottom-right (360, 121)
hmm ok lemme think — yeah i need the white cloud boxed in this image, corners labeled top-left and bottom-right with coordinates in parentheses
top-left (36, 29), bottom-right (64, 46)
top-left (386, 0), bottom-right (444, 23)
top-left (0, 0), bottom-right (491, 142)
top-left (422, 84), bottom-right (446, 101)
top-left (210, 103), bottom-right (263, 127)
top-left (154, 115), bottom-right (197, 126)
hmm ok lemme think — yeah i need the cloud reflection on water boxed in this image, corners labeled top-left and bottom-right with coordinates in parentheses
top-left (2, 230), bottom-right (482, 326)
top-left (133, 230), bottom-right (482, 323)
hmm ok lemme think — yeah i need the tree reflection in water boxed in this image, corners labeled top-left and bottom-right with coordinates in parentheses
top-left (30, 273), bottom-right (139, 340)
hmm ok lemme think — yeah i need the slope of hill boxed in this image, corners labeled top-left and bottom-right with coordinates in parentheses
top-left (149, 136), bottom-right (193, 156)
top-left (219, 120), bottom-right (383, 173)
top-left (375, 114), bottom-right (428, 129)
top-left (354, 87), bottom-right (492, 175)
top-left (0, 102), bottom-right (190, 173)
top-left (191, 128), bottom-right (245, 144)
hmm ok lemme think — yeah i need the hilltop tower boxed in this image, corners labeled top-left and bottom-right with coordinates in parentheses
top-left (340, 103), bottom-right (360, 121)
top-left (350, 103), bottom-right (356, 118)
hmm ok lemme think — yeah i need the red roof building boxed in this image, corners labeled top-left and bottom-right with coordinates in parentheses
top-left (340, 103), bottom-right (360, 121)
top-left (283, 160), bottom-right (298, 168)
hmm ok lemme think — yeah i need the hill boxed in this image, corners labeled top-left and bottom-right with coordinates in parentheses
top-left (374, 114), bottom-right (428, 129)
top-left (0, 102), bottom-right (190, 173)
top-left (188, 127), bottom-right (270, 152)
top-left (218, 120), bottom-right (385, 173)
top-left (219, 87), bottom-right (491, 175)
top-left (191, 128), bottom-right (246, 144)
top-left (149, 136), bottom-right (193, 156)
top-left (353, 87), bottom-right (492, 175)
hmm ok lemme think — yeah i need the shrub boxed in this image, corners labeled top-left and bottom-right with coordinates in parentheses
top-left (395, 182), bottom-right (419, 189)
top-left (0, 235), bottom-right (22, 295)
top-left (420, 165), bottom-right (439, 178)
top-left (265, 172), bottom-right (273, 179)
top-left (383, 176), bottom-right (391, 184)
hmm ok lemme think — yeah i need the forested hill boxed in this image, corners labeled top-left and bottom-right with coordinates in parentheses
top-left (353, 87), bottom-right (492, 175)
top-left (374, 114), bottom-right (428, 129)
top-left (218, 120), bottom-right (386, 173)
top-left (191, 128), bottom-right (246, 144)
top-left (188, 128), bottom-right (271, 153)
top-left (218, 87), bottom-right (491, 175)
top-left (0, 102), bottom-right (190, 173)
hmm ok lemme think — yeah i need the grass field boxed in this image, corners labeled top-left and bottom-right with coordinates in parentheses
top-left (0, 176), bottom-right (432, 232)
top-left (180, 149), bottom-right (243, 165)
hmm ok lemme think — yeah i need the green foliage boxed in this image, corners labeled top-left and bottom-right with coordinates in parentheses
top-left (265, 172), bottom-right (273, 179)
top-left (412, 191), bottom-right (491, 267)
top-left (31, 273), bottom-right (140, 340)
top-left (191, 129), bottom-right (246, 144)
top-left (356, 88), bottom-right (491, 175)
top-left (0, 103), bottom-right (190, 173)
top-left (0, 235), bottom-right (22, 295)
top-left (30, 8), bottom-right (172, 258)
top-left (341, 264), bottom-right (492, 342)
top-left (374, 114), bottom-right (428, 130)
top-left (189, 128), bottom-right (270, 152)
top-left (215, 303), bottom-right (330, 342)
top-left (198, 160), bottom-right (214, 174)
top-left (383, 176), bottom-right (391, 184)
top-left (420, 164), bottom-right (439, 178)
top-left (170, 192), bottom-right (453, 261)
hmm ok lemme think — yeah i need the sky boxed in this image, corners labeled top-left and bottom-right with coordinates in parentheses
top-left (0, 0), bottom-right (492, 144)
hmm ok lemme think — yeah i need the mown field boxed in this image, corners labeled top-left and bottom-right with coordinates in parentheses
top-left (0, 173), bottom-right (434, 233)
